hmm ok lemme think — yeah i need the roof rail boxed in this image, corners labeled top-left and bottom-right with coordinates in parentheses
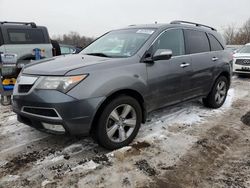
top-left (170, 20), bottom-right (216, 31)
top-left (0, 21), bottom-right (37, 28)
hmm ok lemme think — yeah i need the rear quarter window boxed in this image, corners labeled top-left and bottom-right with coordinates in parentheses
top-left (208, 34), bottom-right (224, 51)
top-left (7, 28), bottom-right (46, 44)
top-left (184, 29), bottom-right (210, 54)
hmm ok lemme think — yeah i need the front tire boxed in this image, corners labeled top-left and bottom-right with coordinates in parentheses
top-left (94, 96), bottom-right (142, 150)
top-left (203, 76), bottom-right (229, 109)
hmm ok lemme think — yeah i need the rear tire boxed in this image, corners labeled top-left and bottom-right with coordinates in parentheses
top-left (93, 96), bottom-right (142, 150)
top-left (203, 76), bottom-right (229, 109)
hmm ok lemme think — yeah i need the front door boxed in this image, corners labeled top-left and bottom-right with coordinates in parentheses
top-left (146, 29), bottom-right (192, 110)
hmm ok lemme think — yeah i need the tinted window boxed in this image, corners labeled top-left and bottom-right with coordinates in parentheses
top-left (184, 30), bottom-right (210, 54)
top-left (153, 29), bottom-right (185, 56)
top-left (7, 29), bottom-right (45, 44)
top-left (0, 30), bottom-right (3, 46)
top-left (208, 34), bottom-right (223, 51)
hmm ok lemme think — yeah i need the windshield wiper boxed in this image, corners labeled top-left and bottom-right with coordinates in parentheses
top-left (85, 53), bottom-right (111, 57)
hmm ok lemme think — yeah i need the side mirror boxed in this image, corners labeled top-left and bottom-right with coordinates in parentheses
top-left (152, 49), bottom-right (172, 61)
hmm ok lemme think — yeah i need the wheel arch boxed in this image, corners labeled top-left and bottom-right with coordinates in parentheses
top-left (90, 89), bottom-right (147, 134)
top-left (215, 71), bottom-right (231, 87)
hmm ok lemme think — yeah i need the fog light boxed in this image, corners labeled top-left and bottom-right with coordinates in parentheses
top-left (42, 123), bottom-right (65, 133)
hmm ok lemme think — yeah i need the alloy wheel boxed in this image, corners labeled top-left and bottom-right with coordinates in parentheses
top-left (106, 104), bottom-right (137, 143)
top-left (215, 80), bottom-right (227, 105)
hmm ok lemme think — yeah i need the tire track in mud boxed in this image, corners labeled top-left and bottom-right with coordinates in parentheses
top-left (0, 135), bottom-right (108, 188)
top-left (150, 98), bottom-right (250, 188)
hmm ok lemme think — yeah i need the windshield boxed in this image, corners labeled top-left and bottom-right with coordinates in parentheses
top-left (238, 45), bottom-right (250, 53)
top-left (81, 29), bottom-right (155, 58)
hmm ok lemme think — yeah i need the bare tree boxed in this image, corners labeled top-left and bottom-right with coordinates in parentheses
top-left (223, 24), bottom-right (236, 45)
top-left (223, 18), bottom-right (250, 45)
top-left (239, 18), bottom-right (250, 44)
top-left (52, 32), bottom-right (94, 48)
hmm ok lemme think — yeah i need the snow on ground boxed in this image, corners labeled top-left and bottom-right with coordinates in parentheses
top-left (0, 76), bottom-right (250, 187)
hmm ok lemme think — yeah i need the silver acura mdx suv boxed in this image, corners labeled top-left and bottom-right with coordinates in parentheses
top-left (12, 21), bottom-right (232, 149)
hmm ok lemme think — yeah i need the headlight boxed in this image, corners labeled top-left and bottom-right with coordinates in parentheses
top-left (36, 75), bottom-right (88, 93)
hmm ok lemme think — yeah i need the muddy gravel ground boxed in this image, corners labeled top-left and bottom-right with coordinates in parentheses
top-left (0, 76), bottom-right (250, 188)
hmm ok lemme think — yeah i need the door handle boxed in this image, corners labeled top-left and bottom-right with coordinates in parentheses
top-left (212, 57), bottom-right (219, 61)
top-left (180, 63), bottom-right (190, 68)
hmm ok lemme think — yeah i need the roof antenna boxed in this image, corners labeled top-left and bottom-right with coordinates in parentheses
top-left (155, 21), bottom-right (158, 24)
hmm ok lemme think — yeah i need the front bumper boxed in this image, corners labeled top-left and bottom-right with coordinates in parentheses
top-left (12, 89), bottom-right (105, 135)
top-left (233, 59), bottom-right (250, 74)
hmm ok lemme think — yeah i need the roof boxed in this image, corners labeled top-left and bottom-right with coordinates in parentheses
top-left (117, 22), bottom-right (219, 35)
top-left (0, 21), bottom-right (37, 28)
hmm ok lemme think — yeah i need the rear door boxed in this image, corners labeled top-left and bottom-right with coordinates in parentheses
top-left (207, 33), bottom-right (225, 67)
top-left (146, 29), bottom-right (192, 109)
top-left (183, 29), bottom-right (213, 99)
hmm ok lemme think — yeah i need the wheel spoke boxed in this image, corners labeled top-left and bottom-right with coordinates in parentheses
top-left (110, 109), bottom-right (119, 122)
top-left (220, 90), bottom-right (226, 96)
top-left (118, 126), bottom-right (126, 141)
top-left (217, 84), bottom-right (221, 91)
top-left (215, 93), bottom-right (220, 102)
top-left (107, 124), bottom-right (119, 138)
top-left (121, 105), bottom-right (132, 118)
top-left (218, 95), bottom-right (223, 104)
top-left (219, 82), bottom-right (225, 90)
top-left (123, 118), bottom-right (136, 127)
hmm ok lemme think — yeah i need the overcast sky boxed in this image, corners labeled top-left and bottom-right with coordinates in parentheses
top-left (0, 0), bottom-right (250, 38)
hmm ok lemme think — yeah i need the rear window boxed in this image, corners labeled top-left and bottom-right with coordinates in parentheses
top-left (184, 30), bottom-right (210, 54)
top-left (7, 28), bottom-right (45, 44)
top-left (208, 34), bottom-right (224, 51)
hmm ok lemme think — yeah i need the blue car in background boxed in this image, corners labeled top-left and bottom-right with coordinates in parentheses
top-left (60, 44), bottom-right (82, 55)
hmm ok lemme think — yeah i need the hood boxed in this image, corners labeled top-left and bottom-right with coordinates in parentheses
top-left (22, 54), bottom-right (110, 76)
top-left (234, 53), bottom-right (250, 58)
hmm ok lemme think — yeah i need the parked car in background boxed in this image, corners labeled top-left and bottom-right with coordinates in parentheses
top-left (60, 44), bottom-right (77, 55)
top-left (59, 44), bottom-right (82, 55)
top-left (233, 43), bottom-right (250, 75)
top-left (0, 21), bottom-right (55, 105)
top-left (226, 45), bottom-right (243, 54)
top-left (12, 21), bottom-right (232, 149)
top-left (0, 21), bottom-right (53, 67)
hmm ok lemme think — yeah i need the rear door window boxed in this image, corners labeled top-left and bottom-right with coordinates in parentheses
top-left (184, 30), bottom-right (210, 54)
top-left (208, 34), bottom-right (224, 51)
top-left (7, 29), bottom-right (45, 44)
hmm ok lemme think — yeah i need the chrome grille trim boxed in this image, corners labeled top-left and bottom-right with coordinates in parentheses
top-left (21, 106), bottom-right (62, 120)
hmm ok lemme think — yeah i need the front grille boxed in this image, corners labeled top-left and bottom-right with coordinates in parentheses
top-left (235, 59), bottom-right (250, 66)
top-left (22, 107), bottom-right (59, 118)
top-left (18, 84), bottom-right (33, 93)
